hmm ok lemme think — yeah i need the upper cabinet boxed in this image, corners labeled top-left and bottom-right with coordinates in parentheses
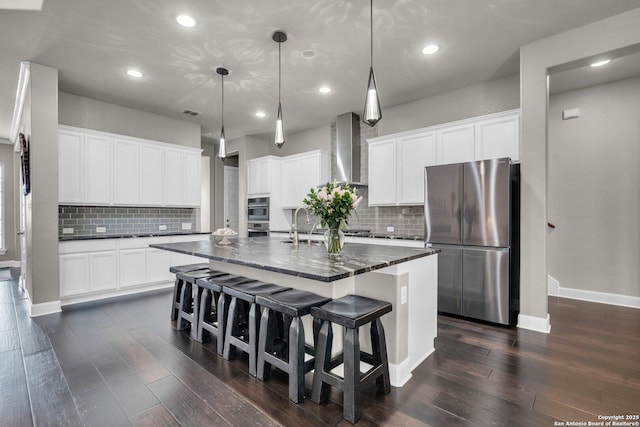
top-left (368, 110), bottom-right (519, 206)
top-left (247, 156), bottom-right (272, 196)
top-left (59, 125), bottom-right (201, 207)
top-left (280, 150), bottom-right (330, 209)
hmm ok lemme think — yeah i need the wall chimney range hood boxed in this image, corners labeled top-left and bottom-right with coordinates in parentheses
top-left (335, 112), bottom-right (367, 187)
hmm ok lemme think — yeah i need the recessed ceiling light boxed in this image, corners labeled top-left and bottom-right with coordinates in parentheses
top-left (125, 69), bottom-right (143, 78)
top-left (301, 50), bottom-right (317, 60)
top-left (590, 59), bottom-right (611, 67)
top-left (176, 14), bottom-right (196, 28)
top-left (318, 86), bottom-right (332, 94)
top-left (422, 44), bottom-right (440, 55)
top-left (255, 111), bottom-right (266, 118)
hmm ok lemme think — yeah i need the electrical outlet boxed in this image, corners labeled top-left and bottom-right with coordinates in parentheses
top-left (159, 225), bottom-right (167, 231)
top-left (181, 223), bottom-right (192, 230)
top-left (62, 227), bottom-right (74, 234)
top-left (386, 226), bottom-right (395, 233)
top-left (401, 286), bottom-right (408, 304)
top-left (96, 226), bottom-right (106, 233)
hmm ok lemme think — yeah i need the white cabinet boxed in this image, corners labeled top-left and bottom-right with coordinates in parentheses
top-left (58, 129), bottom-right (84, 203)
top-left (368, 131), bottom-right (436, 206)
top-left (475, 113), bottom-right (520, 161)
top-left (59, 125), bottom-right (202, 207)
top-left (437, 123), bottom-right (475, 165)
top-left (59, 129), bottom-right (112, 204)
top-left (280, 150), bottom-right (330, 209)
top-left (114, 138), bottom-right (140, 205)
top-left (59, 234), bottom-right (209, 304)
top-left (367, 110), bottom-right (519, 206)
top-left (247, 157), bottom-right (271, 196)
top-left (368, 137), bottom-right (397, 206)
top-left (397, 131), bottom-right (437, 204)
top-left (164, 149), bottom-right (202, 207)
top-left (139, 144), bottom-right (164, 205)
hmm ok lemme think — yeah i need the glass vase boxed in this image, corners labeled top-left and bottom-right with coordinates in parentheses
top-left (323, 227), bottom-right (344, 256)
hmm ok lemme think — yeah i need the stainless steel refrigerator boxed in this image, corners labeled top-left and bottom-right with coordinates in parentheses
top-left (425, 158), bottom-right (519, 325)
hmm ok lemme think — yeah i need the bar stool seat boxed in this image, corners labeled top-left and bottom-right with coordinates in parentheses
top-left (170, 263), bottom-right (210, 321)
top-left (194, 274), bottom-right (255, 353)
top-left (310, 295), bottom-right (392, 423)
top-left (175, 269), bottom-right (226, 339)
top-left (222, 281), bottom-right (290, 376)
top-left (256, 289), bottom-right (331, 403)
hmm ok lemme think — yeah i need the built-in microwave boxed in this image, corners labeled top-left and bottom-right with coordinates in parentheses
top-left (248, 197), bottom-right (269, 222)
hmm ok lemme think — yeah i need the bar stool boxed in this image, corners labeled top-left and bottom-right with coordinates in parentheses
top-left (194, 274), bottom-right (256, 353)
top-left (175, 269), bottom-right (226, 339)
top-left (310, 295), bottom-right (392, 424)
top-left (170, 263), bottom-right (210, 321)
top-left (255, 289), bottom-right (332, 403)
top-left (222, 281), bottom-right (290, 376)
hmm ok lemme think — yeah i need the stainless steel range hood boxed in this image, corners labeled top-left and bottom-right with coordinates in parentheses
top-left (335, 112), bottom-right (367, 186)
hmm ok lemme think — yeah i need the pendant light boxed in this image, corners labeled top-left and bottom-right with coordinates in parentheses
top-left (273, 31), bottom-right (287, 148)
top-left (363, 0), bottom-right (382, 127)
top-left (216, 67), bottom-right (229, 159)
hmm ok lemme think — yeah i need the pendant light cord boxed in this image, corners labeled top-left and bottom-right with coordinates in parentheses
top-left (278, 41), bottom-right (282, 104)
top-left (370, 0), bottom-right (373, 68)
top-left (221, 73), bottom-right (224, 129)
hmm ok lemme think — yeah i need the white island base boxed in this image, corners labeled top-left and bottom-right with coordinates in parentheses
top-left (208, 254), bottom-right (437, 387)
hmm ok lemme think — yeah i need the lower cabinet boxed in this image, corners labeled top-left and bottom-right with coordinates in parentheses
top-left (59, 234), bottom-right (209, 303)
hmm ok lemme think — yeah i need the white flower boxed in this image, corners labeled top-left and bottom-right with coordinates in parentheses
top-left (317, 189), bottom-right (328, 201)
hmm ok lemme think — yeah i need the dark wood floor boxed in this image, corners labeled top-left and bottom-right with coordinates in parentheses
top-left (2, 269), bottom-right (639, 426)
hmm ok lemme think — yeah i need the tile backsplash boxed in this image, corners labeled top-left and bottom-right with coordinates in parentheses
top-left (59, 206), bottom-right (197, 238)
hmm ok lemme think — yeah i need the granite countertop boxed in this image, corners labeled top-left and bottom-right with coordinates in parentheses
top-left (150, 236), bottom-right (438, 282)
top-left (59, 231), bottom-right (211, 241)
top-left (269, 229), bottom-right (424, 241)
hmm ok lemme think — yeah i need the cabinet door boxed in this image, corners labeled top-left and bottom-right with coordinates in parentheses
top-left (147, 248), bottom-right (173, 283)
top-left (247, 160), bottom-right (259, 196)
top-left (475, 114), bottom-right (519, 162)
top-left (397, 131), bottom-right (437, 204)
top-left (139, 144), bottom-right (165, 205)
top-left (299, 154), bottom-right (322, 203)
top-left (84, 134), bottom-right (112, 205)
top-left (437, 123), bottom-right (475, 165)
top-left (89, 251), bottom-right (117, 292)
top-left (58, 130), bottom-right (84, 203)
top-left (60, 254), bottom-right (89, 297)
top-left (368, 138), bottom-right (397, 205)
top-left (281, 157), bottom-right (301, 209)
top-left (114, 139), bottom-right (140, 205)
top-left (119, 249), bottom-right (147, 288)
top-left (164, 149), bottom-right (184, 206)
top-left (183, 151), bottom-right (202, 206)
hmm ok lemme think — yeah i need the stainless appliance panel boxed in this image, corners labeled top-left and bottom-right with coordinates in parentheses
top-left (462, 247), bottom-right (510, 324)
top-left (432, 245), bottom-right (463, 316)
top-left (463, 159), bottom-right (511, 247)
top-left (247, 197), bottom-right (269, 222)
top-left (425, 163), bottom-right (463, 245)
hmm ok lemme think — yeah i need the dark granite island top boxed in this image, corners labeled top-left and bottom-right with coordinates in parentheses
top-left (150, 236), bottom-right (437, 283)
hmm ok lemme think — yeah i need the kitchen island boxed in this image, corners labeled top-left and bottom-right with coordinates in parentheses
top-left (151, 236), bottom-right (439, 387)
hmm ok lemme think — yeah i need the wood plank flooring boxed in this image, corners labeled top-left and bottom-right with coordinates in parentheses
top-left (1, 269), bottom-right (639, 426)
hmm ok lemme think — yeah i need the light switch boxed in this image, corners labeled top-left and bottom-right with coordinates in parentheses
top-left (387, 226), bottom-right (394, 233)
top-left (159, 225), bottom-right (167, 231)
top-left (401, 286), bottom-right (408, 304)
top-left (62, 227), bottom-right (74, 234)
top-left (181, 223), bottom-right (192, 230)
top-left (96, 226), bottom-right (106, 233)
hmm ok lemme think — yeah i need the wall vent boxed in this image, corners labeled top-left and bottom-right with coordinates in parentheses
top-left (182, 109), bottom-right (201, 116)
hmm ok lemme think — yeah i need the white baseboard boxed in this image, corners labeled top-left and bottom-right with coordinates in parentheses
top-left (517, 313), bottom-right (551, 334)
top-left (559, 287), bottom-right (640, 309)
top-left (389, 357), bottom-right (413, 388)
top-left (60, 282), bottom-right (174, 307)
top-left (28, 299), bottom-right (62, 317)
top-left (547, 275), bottom-right (560, 296)
top-left (548, 275), bottom-right (640, 309)
top-left (0, 260), bottom-right (20, 268)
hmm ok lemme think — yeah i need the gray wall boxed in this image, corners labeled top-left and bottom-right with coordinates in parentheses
top-left (520, 8), bottom-right (640, 325)
top-left (59, 92), bottom-right (201, 148)
top-left (0, 143), bottom-right (17, 262)
top-left (266, 124), bottom-right (331, 157)
top-left (548, 76), bottom-right (640, 297)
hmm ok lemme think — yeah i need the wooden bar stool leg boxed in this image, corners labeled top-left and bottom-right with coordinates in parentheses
top-left (343, 327), bottom-right (361, 423)
top-left (196, 289), bottom-right (210, 342)
top-left (311, 321), bottom-right (333, 403)
top-left (248, 302), bottom-right (258, 376)
top-left (223, 296), bottom-right (237, 359)
top-left (216, 292), bottom-right (227, 355)
top-left (171, 278), bottom-right (182, 320)
top-left (256, 307), bottom-right (272, 381)
top-left (371, 318), bottom-right (391, 394)
top-left (190, 286), bottom-right (203, 340)
top-left (177, 282), bottom-right (191, 330)
top-left (288, 317), bottom-right (306, 403)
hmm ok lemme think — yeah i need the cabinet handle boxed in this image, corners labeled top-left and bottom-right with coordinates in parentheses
top-left (547, 222), bottom-right (556, 229)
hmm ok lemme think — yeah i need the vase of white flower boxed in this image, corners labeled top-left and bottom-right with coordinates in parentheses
top-left (303, 181), bottom-right (363, 256)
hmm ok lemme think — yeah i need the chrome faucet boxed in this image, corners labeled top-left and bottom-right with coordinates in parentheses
top-left (292, 207), bottom-right (310, 246)
top-left (308, 223), bottom-right (319, 246)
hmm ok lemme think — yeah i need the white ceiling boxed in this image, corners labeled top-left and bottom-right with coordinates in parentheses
top-left (1, 0), bottom-right (640, 142)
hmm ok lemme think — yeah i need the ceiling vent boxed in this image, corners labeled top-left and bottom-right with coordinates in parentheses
top-left (182, 109), bottom-right (201, 116)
